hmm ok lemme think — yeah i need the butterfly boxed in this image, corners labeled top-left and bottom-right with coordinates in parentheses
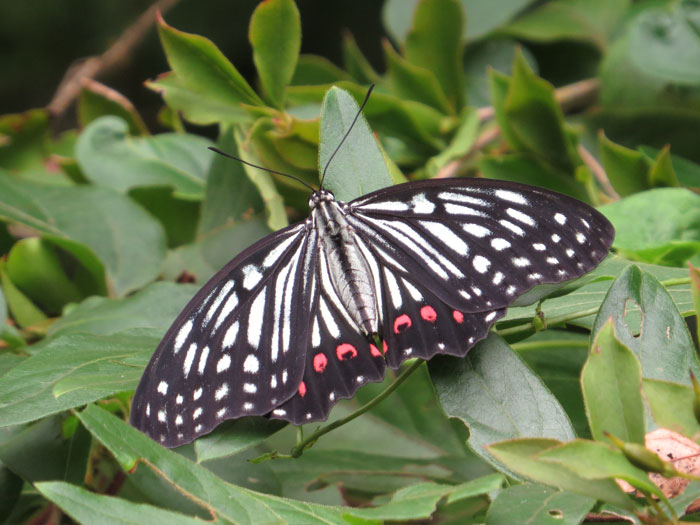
top-left (130, 172), bottom-right (614, 447)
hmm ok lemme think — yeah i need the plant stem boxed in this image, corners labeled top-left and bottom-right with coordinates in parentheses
top-left (289, 359), bottom-right (424, 458)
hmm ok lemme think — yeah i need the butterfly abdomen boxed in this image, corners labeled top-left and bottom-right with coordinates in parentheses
top-left (314, 197), bottom-right (379, 336)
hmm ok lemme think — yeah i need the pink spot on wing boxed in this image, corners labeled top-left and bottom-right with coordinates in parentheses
top-left (453, 310), bottom-right (464, 324)
top-left (336, 343), bottom-right (358, 361)
top-left (313, 353), bottom-right (327, 373)
top-left (393, 314), bottom-right (412, 334)
top-left (370, 343), bottom-right (382, 357)
top-left (298, 381), bottom-right (307, 397)
top-left (420, 305), bottom-right (437, 322)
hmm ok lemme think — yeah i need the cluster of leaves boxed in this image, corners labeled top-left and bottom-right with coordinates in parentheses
top-left (2, 0), bottom-right (700, 523)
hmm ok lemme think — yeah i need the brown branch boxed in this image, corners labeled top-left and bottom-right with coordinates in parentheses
top-left (578, 143), bottom-right (620, 201)
top-left (47, 0), bottom-right (180, 117)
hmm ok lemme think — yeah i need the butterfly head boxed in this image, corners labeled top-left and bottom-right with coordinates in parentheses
top-left (309, 189), bottom-right (336, 209)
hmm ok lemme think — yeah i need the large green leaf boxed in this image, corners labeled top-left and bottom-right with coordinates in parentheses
top-left (486, 483), bottom-right (594, 525)
top-left (249, 0), bottom-right (301, 108)
top-left (430, 334), bottom-right (575, 472)
top-left (152, 16), bottom-right (263, 125)
top-left (76, 116), bottom-right (212, 199)
top-left (600, 188), bottom-right (700, 266)
top-left (0, 331), bottom-right (158, 427)
top-left (592, 265), bottom-right (700, 384)
top-left (319, 87), bottom-right (393, 201)
top-left (0, 173), bottom-right (166, 296)
top-left (581, 320), bottom-right (645, 444)
top-left (642, 378), bottom-right (700, 438)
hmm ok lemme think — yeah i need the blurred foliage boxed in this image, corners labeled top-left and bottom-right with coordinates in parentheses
top-left (2, 0), bottom-right (700, 523)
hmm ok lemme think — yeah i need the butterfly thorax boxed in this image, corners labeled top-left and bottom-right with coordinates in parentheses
top-left (311, 191), bottom-right (379, 336)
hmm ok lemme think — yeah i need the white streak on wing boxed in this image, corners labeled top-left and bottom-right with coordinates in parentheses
top-left (401, 278), bottom-right (422, 301)
top-left (197, 289), bottom-right (216, 314)
top-left (506, 208), bottom-right (535, 226)
top-left (217, 354), bottom-right (231, 373)
top-left (262, 232), bottom-right (299, 268)
top-left (193, 407), bottom-right (202, 420)
top-left (411, 193), bottom-right (435, 213)
top-left (312, 317), bottom-right (321, 348)
top-left (271, 254), bottom-right (294, 363)
top-left (193, 388), bottom-right (202, 400)
top-left (281, 244), bottom-right (304, 355)
top-left (222, 321), bottom-right (239, 349)
top-left (183, 343), bottom-right (197, 378)
top-left (204, 280), bottom-right (234, 326)
top-left (373, 245), bottom-right (407, 272)
top-left (581, 218), bottom-right (591, 229)
top-left (360, 201), bottom-right (410, 212)
top-left (197, 346), bottom-right (210, 375)
top-left (444, 203), bottom-right (486, 216)
top-left (512, 257), bottom-right (530, 267)
top-left (532, 243), bottom-right (546, 251)
top-left (247, 288), bottom-right (267, 348)
top-left (495, 189), bottom-right (528, 205)
top-left (242, 265), bottom-right (263, 290)
top-left (174, 319), bottom-right (193, 353)
top-left (319, 297), bottom-right (340, 338)
top-left (384, 268), bottom-right (402, 309)
top-left (499, 220), bottom-right (525, 236)
top-left (215, 383), bottom-right (229, 400)
top-left (420, 221), bottom-right (469, 255)
top-left (463, 223), bottom-right (490, 238)
top-left (438, 192), bottom-right (490, 207)
top-left (214, 292), bottom-right (238, 331)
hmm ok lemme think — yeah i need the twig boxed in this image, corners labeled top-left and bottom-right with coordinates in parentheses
top-left (578, 143), bottom-right (620, 201)
top-left (47, 0), bottom-right (180, 117)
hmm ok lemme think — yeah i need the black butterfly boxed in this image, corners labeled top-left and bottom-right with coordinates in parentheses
top-left (131, 172), bottom-right (614, 447)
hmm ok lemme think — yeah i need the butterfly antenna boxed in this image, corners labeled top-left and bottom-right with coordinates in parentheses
top-left (319, 84), bottom-right (375, 188)
top-left (208, 147), bottom-right (316, 192)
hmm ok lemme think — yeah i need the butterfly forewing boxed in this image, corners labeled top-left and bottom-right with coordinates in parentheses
top-left (131, 177), bottom-right (614, 447)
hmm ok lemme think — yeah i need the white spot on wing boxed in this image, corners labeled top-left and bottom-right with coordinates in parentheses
top-left (551, 233), bottom-right (561, 243)
top-left (499, 220), bottom-right (525, 236)
top-left (566, 248), bottom-right (575, 257)
top-left (157, 381), bottom-right (168, 395)
top-left (242, 265), bottom-right (263, 290)
top-left (473, 255), bottom-right (490, 273)
top-left (175, 415), bottom-right (183, 426)
top-left (532, 243), bottom-right (546, 251)
top-left (512, 257), bottom-right (530, 267)
top-left (272, 409), bottom-right (286, 416)
top-left (157, 410), bottom-right (166, 423)
top-left (244, 354), bottom-right (259, 374)
top-left (222, 321), bottom-right (239, 349)
top-left (193, 407), bottom-right (202, 420)
top-left (176, 395), bottom-right (183, 405)
top-left (243, 402), bottom-right (254, 411)
top-left (444, 203), bottom-right (486, 216)
top-left (554, 213), bottom-right (567, 225)
top-left (384, 268), bottom-right (402, 309)
top-left (215, 383), bottom-right (229, 401)
top-left (193, 388), bottom-right (202, 400)
top-left (243, 383), bottom-right (257, 394)
top-left (485, 312), bottom-right (498, 322)
top-left (506, 208), bottom-right (535, 226)
top-left (421, 221), bottom-right (469, 254)
top-left (493, 271), bottom-right (504, 285)
top-left (491, 238), bottom-right (511, 251)
top-left (576, 232), bottom-right (586, 244)
top-left (547, 257), bottom-right (559, 265)
top-left (411, 193), bottom-right (435, 213)
top-left (217, 408), bottom-right (227, 419)
top-left (438, 192), bottom-right (489, 207)
top-left (463, 223), bottom-right (491, 238)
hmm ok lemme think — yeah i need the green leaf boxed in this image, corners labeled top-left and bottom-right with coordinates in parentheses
top-left (647, 145), bottom-right (680, 188)
top-left (342, 33), bottom-right (380, 85)
top-left (500, 0), bottom-right (629, 49)
top-left (499, 50), bottom-right (575, 173)
top-left (319, 87), bottom-right (393, 201)
top-left (0, 173), bottom-right (166, 296)
top-left (486, 483), bottom-right (594, 525)
top-left (0, 331), bottom-right (159, 427)
top-left (77, 405), bottom-right (350, 523)
top-left (600, 188), bottom-right (700, 266)
top-left (78, 79), bottom-right (148, 136)
top-left (430, 334), bottom-right (575, 472)
top-left (76, 116), bottom-right (212, 199)
top-left (129, 186), bottom-right (200, 248)
top-left (598, 131), bottom-right (650, 197)
top-left (194, 418), bottom-right (287, 463)
top-left (536, 440), bottom-right (666, 499)
top-left (0, 259), bottom-right (48, 328)
top-left (198, 127), bottom-right (264, 236)
top-left (425, 108), bottom-right (479, 177)
top-left (36, 481), bottom-right (204, 525)
top-left (249, 0), bottom-right (301, 108)
top-left (383, 40), bottom-right (452, 114)
top-left (487, 439), bottom-right (634, 509)
top-left (291, 54), bottom-right (353, 85)
top-left (639, 146), bottom-right (700, 189)
top-left (163, 219), bottom-right (272, 283)
top-left (0, 285), bottom-right (5, 329)
top-left (154, 16), bottom-right (263, 125)
top-left (47, 282), bottom-right (198, 340)
top-left (642, 378), bottom-right (700, 438)
top-left (592, 265), bottom-right (700, 384)
top-left (581, 320), bottom-right (645, 444)
top-left (404, 0), bottom-right (465, 111)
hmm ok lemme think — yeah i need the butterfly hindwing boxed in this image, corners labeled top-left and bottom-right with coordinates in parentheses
top-left (130, 224), bottom-right (316, 447)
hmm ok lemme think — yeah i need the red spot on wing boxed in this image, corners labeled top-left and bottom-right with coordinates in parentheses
top-left (420, 305), bottom-right (437, 322)
top-left (370, 343), bottom-right (382, 357)
top-left (313, 353), bottom-right (328, 373)
top-left (336, 343), bottom-right (358, 361)
top-left (453, 310), bottom-right (464, 324)
top-left (393, 314), bottom-right (412, 334)
top-left (298, 381), bottom-right (307, 397)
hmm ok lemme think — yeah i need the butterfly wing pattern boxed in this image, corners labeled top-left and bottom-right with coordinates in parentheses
top-left (131, 177), bottom-right (614, 447)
